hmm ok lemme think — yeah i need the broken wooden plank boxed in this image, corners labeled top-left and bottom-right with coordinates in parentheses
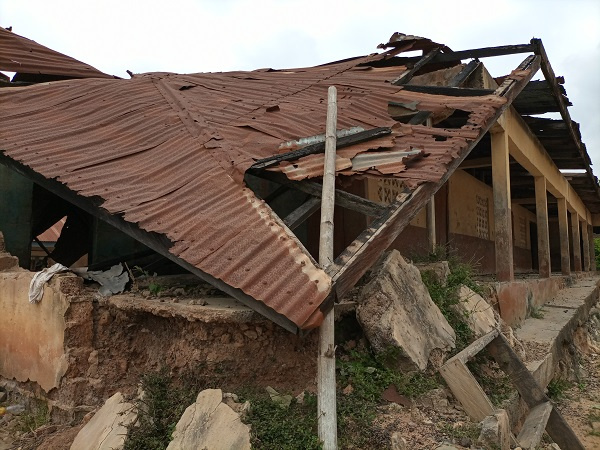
top-left (251, 127), bottom-right (391, 170)
top-left (392, 48), bottom-right (441, 85)
top-left (396, 43), bottom-right (535, 66)
top-left (488, 333), bottom-right (585, 450)
top-left (439, 359), bottom-right (495, 421)
top-left (328, 55), bottom-right (541, 301)
top-left (283, 196), bottom-right (321, 230)
top-left (517, 402), bottom-right (553, 449)
top-left (446, 329), bottom-right (499, 365)
top-left (248, 169), bottom-right (385, 218)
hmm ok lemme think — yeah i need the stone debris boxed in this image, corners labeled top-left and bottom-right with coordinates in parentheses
top-left (390, 431), bottom-right (408, 450)
top-left (357, 250), bottom-right (456, 371)
top-left (453, 285), bottom-right (497, 338)
top-left (477, 409), bottom-right (510, 450)
top-left (70, 392), bottom-right (136, 450)
top-left (265, 386), bottom-right (293, 408)
top-left (0, 233), bottom-right (19, 271)
top-left (167, 389), bottom-right (250, 450)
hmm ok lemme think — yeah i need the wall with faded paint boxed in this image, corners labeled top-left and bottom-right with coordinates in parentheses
top-left (0, 270), bottom-right (76, 392)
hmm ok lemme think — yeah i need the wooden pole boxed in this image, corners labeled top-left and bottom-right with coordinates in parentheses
top-left (318, 86), bottom-right (338, 449)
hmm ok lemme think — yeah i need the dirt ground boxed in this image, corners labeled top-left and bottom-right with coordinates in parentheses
top-left (2, 307), bottom-right (600, 449)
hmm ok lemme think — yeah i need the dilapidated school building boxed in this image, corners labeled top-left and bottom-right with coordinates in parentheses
top-left (0, 28), bottom-right (599, 441)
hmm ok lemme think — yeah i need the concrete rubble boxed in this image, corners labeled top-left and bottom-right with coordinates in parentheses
top-left (357, 250), bottom-right (456, 371)
top-left (166, 388), bottom-right (251, 450)
top-left (70, 392), bottom-right (136, 450)
top-left (477, 409), bottom-right (510, 450)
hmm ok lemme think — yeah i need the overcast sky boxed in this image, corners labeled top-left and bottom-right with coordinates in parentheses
top-left (2, 0), bottom-right (599, 171)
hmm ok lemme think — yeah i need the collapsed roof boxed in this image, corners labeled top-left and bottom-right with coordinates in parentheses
top-left (0, 32), bottom-right (596, 332)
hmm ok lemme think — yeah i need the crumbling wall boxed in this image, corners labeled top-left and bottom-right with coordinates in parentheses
top-left (0, 271), bottom-right (77, 392)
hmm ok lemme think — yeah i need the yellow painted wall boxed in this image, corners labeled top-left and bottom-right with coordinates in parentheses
top-left (448, 170), bottom-right (495, 240)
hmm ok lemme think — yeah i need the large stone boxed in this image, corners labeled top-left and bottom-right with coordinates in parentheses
top-left (70, 392), bottom-right (136, 450)
top-left (453, 285), bottom-right (497, 338)
top-left (477, 409), bottom-right (510, 450)
top-left (357, 250), bottom-right (456, 371)
top-left (167, 389), bottom-right (251, 450)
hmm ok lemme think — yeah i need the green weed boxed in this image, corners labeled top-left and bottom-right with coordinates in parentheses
top-left (240, 390), bottom-right (321, 450)
top-left (17, 399), bottom-right (49, 433)
top-left (337, 348), bottom-right (440, 448)
top-left (547, 378), bottom-right (571, 402)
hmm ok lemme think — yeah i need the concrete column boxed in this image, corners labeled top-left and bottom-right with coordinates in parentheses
top-left (491, 130), bottom-right (514, 281)
top-left (588, 224), bottom-right (596, 271)
top-left (427, 196), bottom-right (436, 253)
top-left (571, 212), bottom-right (582, 271)
top-left (581, 220), bottom-right (590, 271)
top-left (557, 197), bottom-right (570, 275)
top-left (535, 176), bottom-right (551, 278)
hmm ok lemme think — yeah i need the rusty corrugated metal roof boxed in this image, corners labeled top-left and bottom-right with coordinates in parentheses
top-left (0, 46), bottom-right (536, 331)
top-left (0, 26), bottom-right (112, 79)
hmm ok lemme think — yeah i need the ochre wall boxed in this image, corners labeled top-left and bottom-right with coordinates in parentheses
top-left (0, 271), bottom-right (76, 392)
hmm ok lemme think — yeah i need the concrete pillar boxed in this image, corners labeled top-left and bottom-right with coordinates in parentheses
top-left (581, 220), bottom-right (590, 271)
top-left (588, 224), bottom-right (596, 271)
top-left (557, 197), bottom-right (570, 275)
top-left (571, 212), bottom-right (582, 271)
top-left (491, 130), bottom-right (514, 281)
top-left (535, 176), bottom-right (551, 278)
top-left (427, 197), bottom-right (436, 253)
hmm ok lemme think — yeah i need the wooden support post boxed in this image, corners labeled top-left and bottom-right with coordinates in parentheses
top-left (491, 129), bottom-right (514, 281)
top-left (582, 219), bottom-right (590, 271)
top-left (318, 86), bottom-right (338, 450)
top-left (588, 223), bottom-right (596, 271)
top-left (571, 212), bottom-right (582, 271)
top-left (427, 197), bottom-right (436, 253)
top-left (557, 197), bottom-right (570, 275)
top-left (534, 176), bottom-right (551, 278)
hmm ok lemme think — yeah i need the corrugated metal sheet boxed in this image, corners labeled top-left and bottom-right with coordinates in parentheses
top-left (0, 51), bottom-right (530, 330)
top-left (0, 26), bottom-right (112, 79)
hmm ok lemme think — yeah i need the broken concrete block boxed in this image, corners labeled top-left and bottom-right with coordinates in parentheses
top-left (416, 261), bottom-right (451, 285)
top-left (167, 388), bottom-right (251, 450)
top-left (357, 250), bottom-right (456, 371)
top-left (453, 285), bottom-right (497, 338)
top-left (70, 392), bottom-right (136, 450)
top-left (477, 409), bottom-right (510, 450)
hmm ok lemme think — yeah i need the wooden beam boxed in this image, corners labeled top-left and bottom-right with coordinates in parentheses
top-left (446, 329), bottom-right (499, 365)
top-left (439, 359), bottom-right (495, 421)
top-left (328, 55), bottom-right (541, 300)
top-left (517, 402), bottom-right (553, 449)
top-left (396, 43), bottom-right (536, 66)
top-left (535, 176), bottom-right (551, 278)
top-left (398, 85), bottom-right (494, 97)
top-left (392, 48), bottom-right (441, 85)
top-left (557, 197), bottom-right (571, 275)
top-left (492, 129), bottom-right (514, 281)
top-left (283, 196), bottom-right (321, 230)
top-left (317, 85), bottom-right (338, 450)
top-left (249, 170), bottom-right (385, 217)
top-left (488, 334), bottom-right (585, 450)
top-left (459, 157), bottom-right (492, 169)
top-left (571, 212), bottom-right (582, 271)
top-left (0, 154), bottom-right (300, 334)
